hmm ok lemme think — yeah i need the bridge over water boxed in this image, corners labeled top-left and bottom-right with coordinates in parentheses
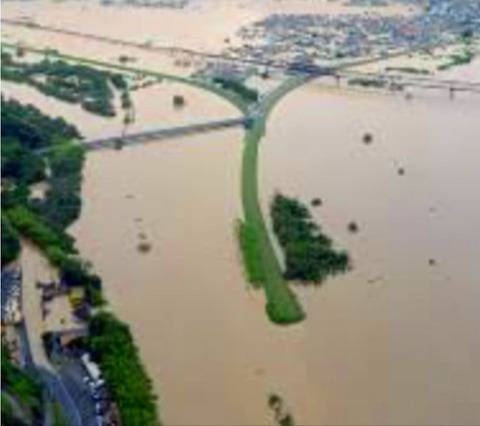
top-left (334, 70), bottom-right (480, 94)
top-left (84, 116), bottom-right (249, 151)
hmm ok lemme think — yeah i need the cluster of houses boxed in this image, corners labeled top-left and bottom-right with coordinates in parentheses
top-left (227, 0), bottom-right (479, 67)
top-left (1, 268), bottom-right (22, 325)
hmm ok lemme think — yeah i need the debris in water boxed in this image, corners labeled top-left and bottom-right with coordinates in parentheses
top-left (137, 242), bottom-right (152, 253)
top-left (362, 132), bottom-right (373, 144)
top-left (348, 221), bottom-right (359, 233)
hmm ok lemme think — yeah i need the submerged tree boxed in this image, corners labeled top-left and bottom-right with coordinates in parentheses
top-left (173, 95), bottom-right (186, 108)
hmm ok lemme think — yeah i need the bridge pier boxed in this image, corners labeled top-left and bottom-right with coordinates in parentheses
top-left (449, 86), bottom-right (455, 100)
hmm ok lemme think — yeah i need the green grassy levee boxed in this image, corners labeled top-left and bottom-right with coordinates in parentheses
top-left (240, 121), bottom-right (305, 325)
top-left (236, 219), bottom-right (265, 287)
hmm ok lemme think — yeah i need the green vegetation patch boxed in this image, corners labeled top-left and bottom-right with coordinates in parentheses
top-left (268, 393), bottom-right (295, 426)
top-left (438, 48), bottom-right (474, 71)
top-left (1, 97), bottom-right (103, 306)
top-left (5, 205), bottom-right (75, 255)
top-left (385, 66), bottom-right (430, 75)
top-left (1, 215), bottom-right (20, 267)
top-left (213, 77), bottom-right (259, 104)
top-left (1, 51), bottom-right (124, 117)
top-left (348, 77), bottom-right (387, 88)
top-left (271, 193), bottom-right (350, 284)
top-left (88, 312), bottom-right (160, 426)
top-left (41, 144), bottom-right (86, 229)
top-left (2, 43), bottom-right (250, 115)
top-left (1, 344), bottom-right (42, 423)
top-left (51, 402), bottom-right (68, 426)
top-left (1, 97), bottom-right (80, 150)
top-left (237, 78), bottom-right (311, 325)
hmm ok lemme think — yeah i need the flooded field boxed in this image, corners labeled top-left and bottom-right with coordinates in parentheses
top-left (1, 78), bottom-right (239, 140)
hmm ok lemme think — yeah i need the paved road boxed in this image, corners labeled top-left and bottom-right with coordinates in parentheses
top-left (20, 246), bottom-right (83, 426)
top-left (17, 322), bottom-right (83, 426)
top-left (59, 359), bottom-right (102, 426)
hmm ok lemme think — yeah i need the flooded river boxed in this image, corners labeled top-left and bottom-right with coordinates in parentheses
top-left (70, 72), bottom-right (480, 426)
top-left (68, 77), bottom-right (480, 425)
top-left (3, 0), bottom-right (479, 423)
top-left (260, 80), bottom-right (480, 424)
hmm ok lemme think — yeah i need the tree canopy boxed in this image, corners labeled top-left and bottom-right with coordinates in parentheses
top-left (271, 193), bottom-right (350, 283)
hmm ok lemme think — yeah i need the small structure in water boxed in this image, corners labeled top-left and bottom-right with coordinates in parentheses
top-left (173, 94), bottom-right (186, 108)
top-left (362, 132), bottom-right (373, 144)
top-left (348, 221), bottom-right (359, 233)
top-left (137, 241), bottom-right (152, 253)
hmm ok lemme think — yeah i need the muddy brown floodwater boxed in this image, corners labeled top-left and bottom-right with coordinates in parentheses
top-left (260, 77), bottom-right (480, 425)
top-left (5, 0), bottom-right (479, 422)
top-left (70, 66), bottom-right (479, 426)
top-left (69, 75), bottom-right (480, 425)
top-left (70, 130), bottom-right (315, 426)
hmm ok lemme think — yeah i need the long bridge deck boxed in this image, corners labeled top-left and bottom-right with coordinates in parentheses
top-left (335, 70), bottom-right (480, 93)
top-left (85, 117), bottom-right (248, 151)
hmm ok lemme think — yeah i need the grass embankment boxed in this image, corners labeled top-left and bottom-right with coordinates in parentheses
top-left (236, 219), bottom-right (265, 286)
top-left (239, 112), bottom-right (305, 324)
top-left (237, 77), bottom-right (310, 325)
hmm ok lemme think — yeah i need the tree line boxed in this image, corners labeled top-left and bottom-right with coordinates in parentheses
top-left (88, 312), bottom-right (160, 426)
top-left (1, 96), bottom-right (160, 424)
top-left (1, 344), bottom-right (43, 425)
top-left (271, 193), bottom-right (350, 284)
top-left (212, 77), bottom-right (259, 104)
